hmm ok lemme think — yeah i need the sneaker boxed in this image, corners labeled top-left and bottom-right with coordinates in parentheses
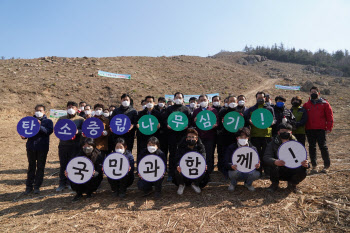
top-left (167, 176), bottom-right (173, 182)
top-left (24, 187), bottom-right (33, 195)
top-left (66, 184), bottom-right (72, 190)
top-left (267, 183), bottom-right (279, 192)
top-left (56, 185), bottom-right (65, 192)
top-left (72, 193), bottom-right (82, 202)
top-left (244, 184), bottom-right (255, 192)
top-left (34, 187), bottom-right (40, 194)
top-left (177, 185), bottom-right (185, 195)
top-left (191, 184), bottom-right (201, 194)
top-left (228, 184), bottom-right (235, 191)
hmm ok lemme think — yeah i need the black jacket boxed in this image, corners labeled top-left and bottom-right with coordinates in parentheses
top-left (175, 138), bottom-right (206, 167)
top-left (136, 108), bottom-right (162, 140)
top-left (111, 105), bottom-right (138, 126)
top-left (272, 106), bottom-right (296, 136)
top-left (163, 104), bottom-right (191, 142)
top-left (25, 115), bottom-right (54, 151)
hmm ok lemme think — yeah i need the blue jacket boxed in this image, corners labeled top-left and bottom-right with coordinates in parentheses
top-left (25, 115), bottom-right (53, 151)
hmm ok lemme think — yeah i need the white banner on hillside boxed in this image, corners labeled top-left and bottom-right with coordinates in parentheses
top-left (165, 93), bottom-right (219, 103)
top-left (98, 70), bottom-right (131, 79)
top-left (275, 85), bottom-right (300, 91)
top-left (50, 109), bottom-right (67, 118)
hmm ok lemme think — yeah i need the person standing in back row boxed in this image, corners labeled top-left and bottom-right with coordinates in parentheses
top-left (111, 94), bottom-right (138, 153)
top-left (303, 86), bottom-right (333, 174)
top-left (56, 101), bottom-right (85, 192)
top-left (164, 92), bottom-right (191, 181)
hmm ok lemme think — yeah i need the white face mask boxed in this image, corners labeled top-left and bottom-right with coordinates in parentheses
top-left (103, 112), bottom-right (109, 117)
top-left (238, 100), bottom-right (245, 106)
top-left (224, 103), bottom-right (228, 107)
top-left (190, 102), bottom-right (196, 108)
top-left (146, 103), bottom-right (154, 109)
top-left (35, 111), bottom-right (44, 118)
top-left (95, 110), bottom-right (103, 116)
top-left (80, 106), bottom-right (85, 111)
top-left (67, 108), bottom-right (76, 115)
top-left (147, 146), bottom-right (157, 153)
top-left (200, 101), bottom-right (208, 108)
top-left (229, 103), bottom-right (237, 108)
top-left (238, 138), bottom-right (249, 146)
top-left (115, 148), bottom-right (125, 154)
top-left (174, 99), bottom-right (183, 105)
top-left (213, 101), bottom-right (220, 107)
top-left (85, 110), bottom-right (91, 115)
top-left (158, 103), bottom-right (165, 108)
top-left (122, 101), bottom-right (130, 107)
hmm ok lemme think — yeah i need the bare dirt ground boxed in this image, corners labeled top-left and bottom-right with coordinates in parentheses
top-left (0, 53), bottom-right (349, 232)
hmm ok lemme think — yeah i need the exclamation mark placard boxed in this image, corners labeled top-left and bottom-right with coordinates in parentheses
top-left (260, 113), bottom-right (264, 125)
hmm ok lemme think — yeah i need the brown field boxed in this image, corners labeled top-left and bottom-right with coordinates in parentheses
top-left (0, 53), bottom-right (349, 232)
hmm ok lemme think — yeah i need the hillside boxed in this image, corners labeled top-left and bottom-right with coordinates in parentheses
top-left (0, 52), bottom-right (349, 232)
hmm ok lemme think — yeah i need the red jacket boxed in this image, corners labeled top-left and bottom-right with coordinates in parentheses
top-left (303, 98), bottom-right (334, 131)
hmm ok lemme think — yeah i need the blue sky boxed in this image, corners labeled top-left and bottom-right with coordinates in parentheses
top-left (0, 0), bottom-right (349, 58)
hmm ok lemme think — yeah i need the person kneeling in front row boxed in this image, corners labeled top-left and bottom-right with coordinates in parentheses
top-left (174, 129), bottom-right (209, 195)
top-left (264, 123), bottom-right (309, 194)
top-left (224, 127), bottom-right (260, 192)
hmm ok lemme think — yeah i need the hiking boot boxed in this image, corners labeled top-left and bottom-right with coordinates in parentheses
top-left (56, 185), bottom-right (65, 192)
top-left (72, 193), bottom-right (82, 202)
top-left (288, 182), bottom-right (303, 194)
top-left (33, 187), bottom-right (40, 194)
top-left (267, 183), bottom-right (279, 192)
top-left (320, 166), bottom-right (329, 174)
top-left (177, 185), bottom-right (185, 195)
top-left (309, 167), bottom-right (318, 175)
top-left (191, 184), bottom-right (201, 194)
top-left (154, 191), bottom-right (161, 198)
top-left (24, 187), bottom-right (33, 195)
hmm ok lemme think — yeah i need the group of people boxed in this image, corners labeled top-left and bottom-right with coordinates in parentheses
top-left (20, 86), bottom-right (334, 202)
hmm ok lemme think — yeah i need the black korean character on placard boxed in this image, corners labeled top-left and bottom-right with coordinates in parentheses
top-left (109, 158), bottom-right (123, 176)
top-left (186, 156), bottom-right (201, 176)
top-left (144, 160), bottom-right (160, 177)
top-left (73, 161), bottom-right (89, 180)
top-left (237, 152), bottom-right (253, 169)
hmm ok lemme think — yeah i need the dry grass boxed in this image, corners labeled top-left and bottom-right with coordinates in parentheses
top-left (0, 54), bottom-right (350, 232)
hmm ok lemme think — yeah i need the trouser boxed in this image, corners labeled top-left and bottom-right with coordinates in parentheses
top-left (270, 166), bottom-right (307, 185)
top-left (71, 175), bottom-right (103, 195)
top-left (26, 149), bottom-right (49, 189)
top-left (58, 145), bottom-right (80, 186)
top-left (108, 172), bottom-right (134, 193)
top-left (306, 129), bottom-right (330, 168)
top-left (294, 134), bottom-right (306, 147)
top-left (159, 132), bottom-right (168, 160)
top-left (201, 138), bottom-right (215, 174)
top-left (250, 137), bottom-right (272, 174)
top-left (216, 139), bottom-right (225, 174)
top-left (137, 177), bottom-right (164, 192)
top-left (174, 170), bottom-right (206, 187)
top-left (228, 170), bottom-right (260, 186)
top-left (168, 142), bottom-right (178, 177)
